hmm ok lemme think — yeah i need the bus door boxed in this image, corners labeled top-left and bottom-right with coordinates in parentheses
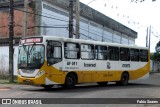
top-left (46, 41), bottom-right (62, 74)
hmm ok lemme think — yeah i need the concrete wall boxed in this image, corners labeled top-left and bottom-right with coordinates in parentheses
top-left (0, 46), bottom-right (18, 76)
top-left (150, 60), bottom-right (160, 72)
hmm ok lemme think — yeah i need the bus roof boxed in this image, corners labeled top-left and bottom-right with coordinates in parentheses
top-left (22, 35), bottom-right (148, 50)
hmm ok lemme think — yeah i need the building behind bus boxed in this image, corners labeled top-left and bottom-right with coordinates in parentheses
top-left (0, 0), bottom-right (154, 76)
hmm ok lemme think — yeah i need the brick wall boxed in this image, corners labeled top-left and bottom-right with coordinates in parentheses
top-left (0, 6), bottom-right (36, 38)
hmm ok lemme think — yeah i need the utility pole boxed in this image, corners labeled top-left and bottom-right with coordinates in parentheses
top-left (102, 25), bottom-right (104, 42)
top-left (69, 0), bottom-right (73, 38)
top-left (148, 25), bottom-right (151, 50)
top-left (75, 0), bottom-right (96, 39)
top-left (9, 0), bottom-right (14, 82)
top-left (23, 0), bottom-right (28, 37)
top-left (146, 27), bottom-right (148, 47)
top-left (75, 0), bottom-right (80, 39)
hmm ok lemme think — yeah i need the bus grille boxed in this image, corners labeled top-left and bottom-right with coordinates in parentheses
top-left (21, 69), bottom-right (35, 74)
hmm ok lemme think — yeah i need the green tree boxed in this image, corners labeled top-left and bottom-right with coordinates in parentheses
top-left (151, 41), bottom-right (160, 61)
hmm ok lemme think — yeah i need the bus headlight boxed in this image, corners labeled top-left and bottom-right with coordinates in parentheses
top-left (35, 70), bottom-right (45, 78)
top-left (17, 70), bottom-right (21, 75)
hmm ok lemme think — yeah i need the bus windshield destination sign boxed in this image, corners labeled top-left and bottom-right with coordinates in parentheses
top-left (20, 38), bottom-right (42, 45)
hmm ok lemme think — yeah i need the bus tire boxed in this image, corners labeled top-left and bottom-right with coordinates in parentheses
top-left (116, 72), bottom-right (129, 86)
top-left (63, 74), bottom-right (77, 88)
top-left (97, 82), bottom-right (108, 86)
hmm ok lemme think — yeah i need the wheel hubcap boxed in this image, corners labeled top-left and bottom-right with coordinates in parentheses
top-left (67, 77), bottom-right (73, 85)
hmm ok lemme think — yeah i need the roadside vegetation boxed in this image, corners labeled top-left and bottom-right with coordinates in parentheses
top-left (0, 72), bottom-right (17, 84)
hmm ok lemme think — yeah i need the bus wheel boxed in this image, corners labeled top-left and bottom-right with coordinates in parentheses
top-left (97, 82), bottom-right (108, 86)
top-left (43, 85), bottom-right (53, 90)
top-left (63, 74), bottom-right (76, 88)
top-left (116, 72), bottom-right (129, 86)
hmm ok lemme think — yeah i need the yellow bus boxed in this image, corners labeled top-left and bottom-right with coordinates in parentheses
top-left (17, 36), bottom-right (150, 89)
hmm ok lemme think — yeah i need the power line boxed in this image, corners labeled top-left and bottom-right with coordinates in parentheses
top-left (76, 25), bottom-right (102, 38)
top-left (74, 23), bottom-right (103, 34)
top-left (0, 24), bottom-right (68, 29)
top-left (15, 24), bottom-right (68, 29)
top-left (0, 25), bottom-right (21, 29)
top-left (131, 0), bottom-right (156, 3)
top-left (151, 39), bottom-right (159, 45)
top-left (78, 25), bottom-right (114, 42)
top-left (1, 1), bottom-right (69, 22)
top-left (13, 8), bottom-right (69, 22)
top-left (78, 26), bottom-right (105, 39)
top-left (42, 12), bottom-right (68, 22)
top-left (0, 26), bottom-right (7, 28)
top-left (80, 33), bottom-right (96, 41)
top-left (151, 27), bottom-right (160, 38)
top-left (35, 10), bottom-right (68, 22)
top-left (152, 32), bottom-right (159, 38)
top-left (20, 1), bottom-right (66, 19)
top-left (0, 18), bottom-right (9, 19)
top-left (27, 25), bottom-right (68, 29)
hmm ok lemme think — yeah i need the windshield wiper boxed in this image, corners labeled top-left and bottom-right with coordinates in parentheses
top-left (22, 44), bottom-right (35, 68)
top-left (22, 44), bottom-right (28, 55)
top-left (28, 43), bottom-right (36, 55)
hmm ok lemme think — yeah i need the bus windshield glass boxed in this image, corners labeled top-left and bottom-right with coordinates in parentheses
top-left (18, 44), bottom-right (45, 69)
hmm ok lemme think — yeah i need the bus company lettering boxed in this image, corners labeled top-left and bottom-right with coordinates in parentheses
top-left (122, 64), bottom-right (130, 68)
top-left (84, 63), bottom-right (96, 67)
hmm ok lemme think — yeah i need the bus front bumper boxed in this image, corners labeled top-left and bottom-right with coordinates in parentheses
top-left (18, 75), bottom-right (45, 85)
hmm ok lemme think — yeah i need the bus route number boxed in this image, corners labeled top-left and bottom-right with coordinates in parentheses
top-left (67, 61), bottom-right (77, 66)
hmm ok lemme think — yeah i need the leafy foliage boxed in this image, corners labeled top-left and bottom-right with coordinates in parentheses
top-left (155, 41), bottom-right (160, 52)
top-left (151, 41), bottom-right (160, 61)
top-left (151, 52), bottom-right (160, 61)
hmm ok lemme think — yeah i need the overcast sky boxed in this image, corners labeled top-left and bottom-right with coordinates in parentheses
top-left (80, 0), bottom-right (160, 52)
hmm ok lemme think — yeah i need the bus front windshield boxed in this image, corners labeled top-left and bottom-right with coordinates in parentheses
top-left (18, 44), bottom-right (45, 69)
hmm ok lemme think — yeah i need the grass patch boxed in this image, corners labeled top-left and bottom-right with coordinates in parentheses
top-left (0, 80), bottom-right (18, 84)
top-left (0, 81), bottom-right (18, 84)
top-left (0, 75), bottom-right (18, 84)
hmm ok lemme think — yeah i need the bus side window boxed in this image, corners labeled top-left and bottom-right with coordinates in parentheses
top-left (64, 42), bottom-right (80, 59)
top-left (140, 50), bottom-right (148, 62)
top-left (81, 44), bottom-right (94, 60)
top-left (47, 45), bottom-right (54, 58)
top-left (47, 41), bottom-right (62, 65)
top-left (95, 45), bottom-right (107, 60)
top-left (108, 46), bottom-right (119, 61)
top-left (120, 48), bottom-right (130, 61)
top-left (130, 49), bottom-right (139, 61)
